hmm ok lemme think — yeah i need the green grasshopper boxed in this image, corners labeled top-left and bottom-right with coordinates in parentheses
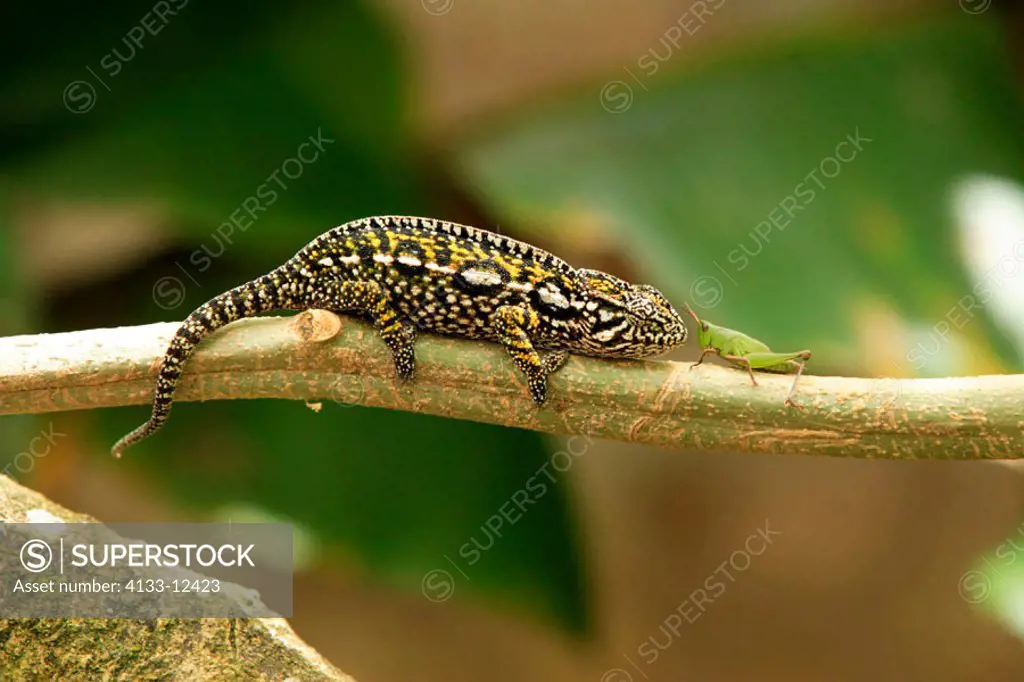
top-left (683, 304), bottom-right (812, 408)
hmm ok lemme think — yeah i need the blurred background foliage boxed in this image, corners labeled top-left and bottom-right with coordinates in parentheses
top-left (3, 1), bottom-right (1024, 680)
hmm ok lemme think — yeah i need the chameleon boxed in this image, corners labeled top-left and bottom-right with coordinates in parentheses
top-left (111, 216), bottom-right (689, 457)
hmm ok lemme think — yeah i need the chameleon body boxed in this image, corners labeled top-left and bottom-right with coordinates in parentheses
top-left (112, 216), bottom-right (688, 458)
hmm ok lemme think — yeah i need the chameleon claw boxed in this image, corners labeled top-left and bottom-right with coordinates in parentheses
top-left (529, 380), bottom-right (548, 406)
top-left (543, 351), bottom-right (569, 374)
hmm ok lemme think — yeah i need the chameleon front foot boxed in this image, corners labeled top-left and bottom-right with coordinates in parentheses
top-left (386, 323), bottom-right (417, 383)
top-left (493, 305), bottom-right (571, 405)
top-left (522, 351), bottom-right (569, 404)
top-left (527, 375), bottom-right (549, 405)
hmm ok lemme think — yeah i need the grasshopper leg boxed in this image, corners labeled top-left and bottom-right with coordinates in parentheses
top-left (690, 347), bottom-right (719, 370)
top-left (783, 351), bottom-right (812, 409)
top-left (784, 361), bottom-right (806, 409)
top-left (721, 354), bottom-right (758, 386)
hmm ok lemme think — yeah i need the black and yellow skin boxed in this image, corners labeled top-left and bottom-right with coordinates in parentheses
top-left (112, 216), bottom-right (689, 457)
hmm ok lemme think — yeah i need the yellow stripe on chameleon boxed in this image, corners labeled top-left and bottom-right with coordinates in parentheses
top-left (493, 254), bottom-right (522, 280)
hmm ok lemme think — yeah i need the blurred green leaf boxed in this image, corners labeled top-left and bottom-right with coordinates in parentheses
top-left (0, 183), bottom-right (45, 467)
top-left (5, 1), bottom-right (419, 257)
top-left (457, 17), bottom-right (1024, 377)
top-left (962, 524), bottom-right (1024, 638)
top-left (0, 184), bottom-right (32, 336)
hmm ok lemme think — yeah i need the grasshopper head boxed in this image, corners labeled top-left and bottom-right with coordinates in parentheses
top-left (682, 303), bottom-right (713, 349)
top-left (574, 269), bottom-right (688, 358)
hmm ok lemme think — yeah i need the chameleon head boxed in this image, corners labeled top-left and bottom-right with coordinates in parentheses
top-left (574, 269), bottom-right (688, 358)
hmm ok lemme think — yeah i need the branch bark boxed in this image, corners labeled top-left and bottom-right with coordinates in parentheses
top-left (0, 312), bottom-right (1021, 459)
top-left (0, 476), bottom-right (353, 681)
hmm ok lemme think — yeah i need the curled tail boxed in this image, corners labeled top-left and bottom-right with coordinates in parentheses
top-left (111, 270), bottom-right (292, 458)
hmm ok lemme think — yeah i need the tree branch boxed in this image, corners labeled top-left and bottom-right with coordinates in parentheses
top-left (0, 312), bottom-right (1021, 459)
